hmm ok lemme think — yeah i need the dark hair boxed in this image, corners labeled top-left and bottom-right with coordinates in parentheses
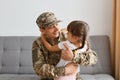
top-left (67, 20), bottom-right (89, 48)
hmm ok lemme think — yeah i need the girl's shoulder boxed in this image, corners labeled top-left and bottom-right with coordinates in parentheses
top-left (58, 40), bottom-right (76, 50)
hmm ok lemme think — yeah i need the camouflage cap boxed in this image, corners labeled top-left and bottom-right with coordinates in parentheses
top-left (36, 12), bottom-right (61, 28)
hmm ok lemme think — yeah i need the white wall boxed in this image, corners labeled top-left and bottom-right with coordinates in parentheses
top-left (0, 0), bottom-right (113, 36)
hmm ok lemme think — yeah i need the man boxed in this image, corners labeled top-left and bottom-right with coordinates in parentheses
top-left (32, 12), bottom-right (97, 80)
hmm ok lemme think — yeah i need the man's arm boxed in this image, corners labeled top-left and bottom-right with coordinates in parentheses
top-left (72, 49), bottom-right (97, 65)
top-left (61, 43), bottom-right (97, 65)
top-left (32, 40), bottom-right (65, 78)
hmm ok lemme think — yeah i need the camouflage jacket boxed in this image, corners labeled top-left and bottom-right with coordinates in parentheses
top-left (32, 32), bottom-right (97, 79)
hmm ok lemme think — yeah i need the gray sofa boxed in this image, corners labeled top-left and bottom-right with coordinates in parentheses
top-left (0, 36), bottom-right (115, 80)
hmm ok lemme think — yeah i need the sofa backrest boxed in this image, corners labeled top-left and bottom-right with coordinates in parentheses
top-left (80, 36), bottom-right (112, 75)
top-left (0, 36), bottom-right (36, 74)
top-left (0, 36), bottom-right (112, 74)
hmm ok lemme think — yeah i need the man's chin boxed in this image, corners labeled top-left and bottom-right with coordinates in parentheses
top-left (54, 35), bottom-right (59, 38)
top-left (53, 33), bottom-right (59, 38)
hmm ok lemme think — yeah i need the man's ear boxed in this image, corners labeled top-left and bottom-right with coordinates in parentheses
top-left (39, 28), bottom-right (44, 33)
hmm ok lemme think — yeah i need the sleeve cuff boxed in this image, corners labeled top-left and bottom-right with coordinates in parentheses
top-left (72, 52), bottom-right (81, 63)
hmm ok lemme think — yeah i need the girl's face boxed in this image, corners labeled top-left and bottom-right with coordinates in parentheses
top-left (67, 32), bottom-right (79, 43)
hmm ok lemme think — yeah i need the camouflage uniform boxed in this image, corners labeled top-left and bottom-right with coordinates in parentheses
top-left (32, 33), bottom-right (97, 80)
top-left (32, 12), bottom-right (97, 80)
top-left (32, 32), bottom-right (66, 80)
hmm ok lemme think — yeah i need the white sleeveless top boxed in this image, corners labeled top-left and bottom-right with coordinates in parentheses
top-left (56, 40), bottom-right (87, 72)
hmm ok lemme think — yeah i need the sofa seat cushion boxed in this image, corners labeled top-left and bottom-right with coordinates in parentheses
top-left (0, 74), bottom-right (39, 80)
top-left (0, 74), bottom-right (114, 80)
top-left (81, 74), bottom-right (115, 80)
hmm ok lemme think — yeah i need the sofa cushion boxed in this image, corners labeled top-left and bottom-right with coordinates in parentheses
top-left (81, 74), bottom-right (114, 80)
top-left (0, 74), bottom-right (39, 80)
top-left (0, 74), bottom-right (114, 80)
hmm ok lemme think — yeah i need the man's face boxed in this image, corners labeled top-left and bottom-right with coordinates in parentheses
top-left (40, 24), bottom-right (60, 39)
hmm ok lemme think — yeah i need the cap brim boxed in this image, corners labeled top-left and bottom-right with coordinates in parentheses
top-left (56, 20), bottom-right (62, 23)
top-left (47, 20), bottom-right (62, 27)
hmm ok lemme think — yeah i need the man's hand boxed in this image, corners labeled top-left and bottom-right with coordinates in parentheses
top-left (65, 62), bottom-right (78, 75)
top-left (61, 43), bottom-right (74, 61)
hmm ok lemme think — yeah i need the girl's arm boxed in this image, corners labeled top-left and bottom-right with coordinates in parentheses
top-left (41, 34), bottom-right (61, 52)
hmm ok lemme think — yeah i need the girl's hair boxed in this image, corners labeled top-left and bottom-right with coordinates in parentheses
top-left (67, 20), bottom-right (89, 48)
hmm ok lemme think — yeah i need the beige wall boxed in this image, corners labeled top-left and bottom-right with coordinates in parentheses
top-left (0, 0), bottom-right (112, 36)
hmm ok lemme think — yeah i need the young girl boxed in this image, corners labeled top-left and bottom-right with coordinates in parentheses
top-left (41, 20), bottom-right (90, 80)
